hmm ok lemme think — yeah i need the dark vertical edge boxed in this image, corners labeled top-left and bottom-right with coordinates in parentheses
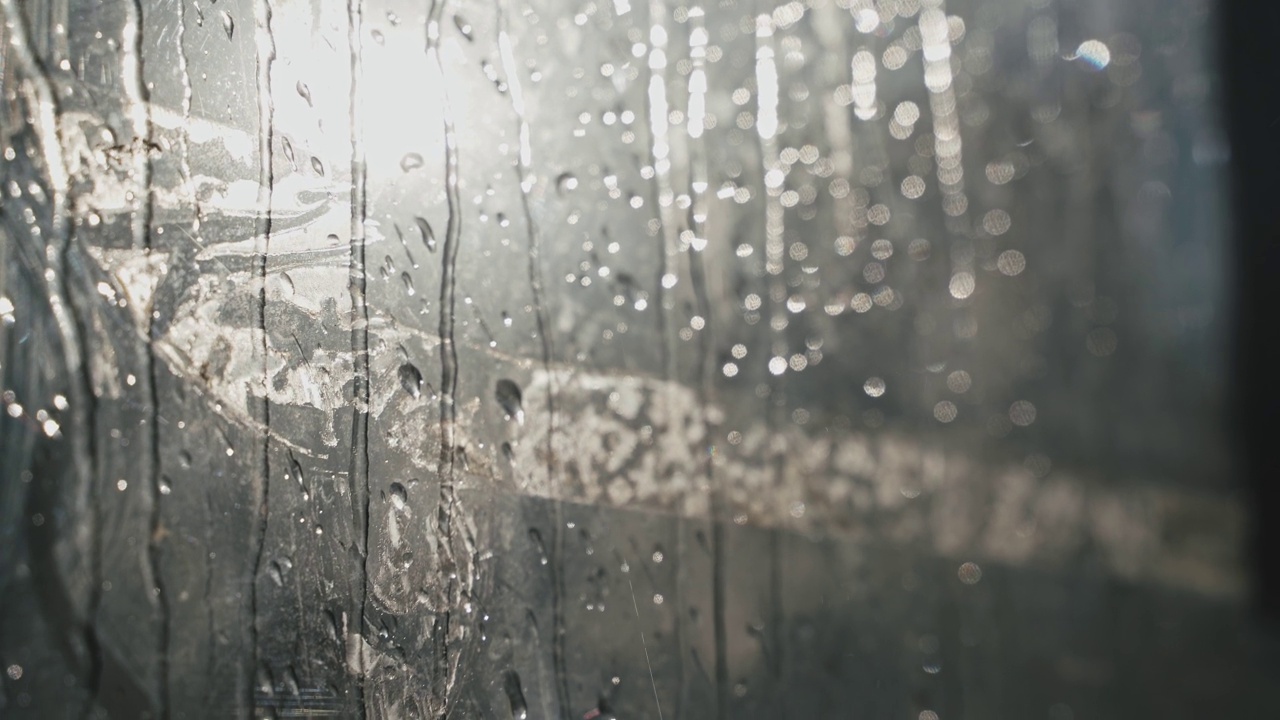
top-left (1221, 0), bottom-right (1280, 624)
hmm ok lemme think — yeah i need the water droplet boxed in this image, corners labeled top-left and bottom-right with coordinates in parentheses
top-left (958, 561), bottom-right (982, 584)
top-left (495, 379), bottom-right (524, 424)
top-left (280, 137), bottom-right (296, 168)
top-left (503, 670), bottom-right (528, 719)
top-left (288, 453), bottom-right (306, 491)
top-left (296, 81), bottom-right (312, 106)
top-left (453, 15), bottom-right (474, 42)
top-left (401, 272), bottom-right (415, 296)
top-left (380, 255), bottom-right (395, 280)
top-left (282, 667), bottom-right (300, 697)
top-left (556, 173), bottom-right (579, 195)
top-left (193, 6), bottom-right (204, 27)
top-left (997, 250), bottom-right (1026, 276)
top-left (310, 156), bottom-right (325, 176)
top-left (414, 216), bottom-right (437, 252)
top-left (158, 476), bottom-right (172, 495)
top-left (501, 311), bottom-right (513, 328)
top-left (400, 152), bottom-right (424, 172)
top-left (934, 400), bottom-right (958, 423)
top-left (1073, 39), bottom-right (1111, 70)
top-left (528, 528), bottom-right (548, 565)
top-left (1009, 400), bottom-right (1037, 426)
top-left (501, 441), bottom-right (515, 464)
top-left (388, 482), bottom-right (408, 512)
top-left (399, 362), bottom-right (424, 399)
top-left (221, 11), bottom-right (234, 40)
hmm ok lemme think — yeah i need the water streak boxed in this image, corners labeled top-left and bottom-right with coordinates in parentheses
top-left (250, 0), bottom-right (277, 716)
top-left (346, 0), bottom-right (371, 715)
top-left (644, 3), bottom-right (689, 715)
top-left (122, 0), bottom-right (172, 713)
top-left (428, 0), bottom-right (463, 710)
top-left (919, 1), bottom-right (970, 282)
top-left (680, 8), bottom-right (730, 716)
top-left (754, 7), bottom-right (788, 707)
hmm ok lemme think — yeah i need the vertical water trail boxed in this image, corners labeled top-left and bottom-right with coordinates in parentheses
top-left (752, 9), bottom-right (787, 430)
top-left (176, 0), bottom-right (195, 227)
top-left (753, 7), bottom-right (787, 704)
top-left (250, 0), bottom-right (276, 715)
top-left (122, 0), bottom-right (170, 713)
top-left (919, 2), bottom-right (969, 284)
top-left (346, 0), bottom-right (371, 714)
top-left (684, 8), bottom-right (713, 356)
top-left (811, 3), bottom-right (856, 241)
top-left (679, 9), bottom-right (731, 716)
top-left (494, 8), bottom-right (570, 715)
top-left (646, 0), bottom-right (680, 385)
top-left (427, 0), bottom-right (463, 710)
top-left (48, 0), bottom-right (68, 60)
top-left (496, 3), bottom-right (555, 495)
top-left (642, 2), bottom-right (690, 716)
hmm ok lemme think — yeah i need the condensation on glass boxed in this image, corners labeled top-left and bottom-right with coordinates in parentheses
top-left (0, 0), bottom-right (1267, 717)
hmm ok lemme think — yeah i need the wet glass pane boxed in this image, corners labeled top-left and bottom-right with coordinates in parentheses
top-left (1, 0), bottom-right (1273, 717)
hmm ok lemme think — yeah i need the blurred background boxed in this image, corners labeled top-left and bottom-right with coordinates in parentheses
top-left (2, 0), bottom-right (1277, 717)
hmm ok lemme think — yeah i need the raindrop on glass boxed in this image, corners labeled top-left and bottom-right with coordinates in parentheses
top-left (495, 379), bottom-right (524, 424)
top-left (398, 362), bottom-right (424, 399)
top-left (453, 15), bottom-right (474, 42)
top-left (388, 482), bottom-right (408, 512)
top-left (400, 153), bottom-right (424, 172)
top-left (863, 377), bottom-right (886, 397)
top-left (528, 528), bottom-right (548, 565)
top-left (556, 173), bottom-right (579, 195)
top-left (414, 216), bottom-right (437, 252)
top-left (503, 670), bottom-right (528, 720)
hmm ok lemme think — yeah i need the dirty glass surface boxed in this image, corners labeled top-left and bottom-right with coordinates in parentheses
top-left (0, 0), bottom-right (1272, 717)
